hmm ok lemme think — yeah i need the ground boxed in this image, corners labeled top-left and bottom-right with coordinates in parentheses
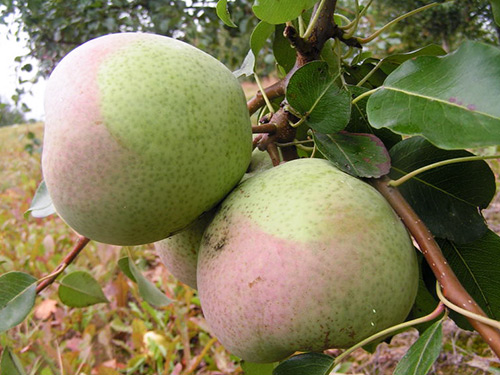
top-left (0, 122), bottom-right (499, 374)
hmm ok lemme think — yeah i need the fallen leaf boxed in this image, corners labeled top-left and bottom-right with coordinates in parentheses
top-left (34, 298), bottom-right (57, 320)
top-left (171, 362), bottom-right (183, 375)
top-left (65, 336), bottom-right (83, 352)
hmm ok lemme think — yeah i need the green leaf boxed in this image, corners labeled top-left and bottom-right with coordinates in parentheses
top-left (393, 319), bottom-right (443, 375)
top-left (25, 180), bottom-right (56, 218)
top-left (123, 257), bottom-right (171, 308)
top-left (347, 85), bottom-right (402, 149)
top-left (0, 347), bottom-right (27, 375)
top-left (241, 361), bottom-right (276, 375)
top-left (406, 254), bottom-right (439, 334)
top-left (216, 0), bottom-right (237, 28)
top-left (233, 50), bottom-right (256, 78)
top-left (252, 0), bottom-right (317, 24)
top-left (491, 0), bottom-right (500, 26)
top-left (438, 230), bottom-right (500, 324)
top-left (314, 131), bottom-right (390, 178)
top-left (250, 21), bottom-right (274, 57)
top-left (389, 137), bottom-right (495, 243)
top-left (58, 271), bottom-right (108, 307)
top-left (345, 60), bottom-right (388, 89)
top-left (378, 44), bottom-right (447, 75)
top-left (118, 256), bottom-right (137, 282)
top-left (367, 41), bottom-right (500, 149)
top-left (0, 272), bottom-right (37, 333)
top-left (273, 352), bottom-right (334, 375)
top-left (287, 61), bottom-right (351, 133)
top-left (273, 24), bottom-right (296, 73)
top-left (383, 44), bottom-right (447, 65)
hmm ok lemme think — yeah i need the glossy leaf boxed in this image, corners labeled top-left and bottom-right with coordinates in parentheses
top-left (347, 85), bottom-right (401, 149)
top-left (118, 256), bottom-right (137, 282)
top-left (273, 352), bottom-right (334, 375)
top-left (121, 257), bottom-right (171, 308)
top-left (407, 255), bottom-right (439, 334)
top-left (241, 361), bottom-right (276, 375)
top-left (344, 60), bottom-right (388, 89)
top-left (371, 44), bottom-right (447, 77)
top-left (385, 44), bottom-right (446, 64)
top-left (287, 61), bottom-right (351, 133)
top-left (393, 319), bottom-right (443, 375)
top-left (25, 180), bottom-right (56, 218)
top-left (273, 24), bottom-right (296, 73)
top-left (389, 137), bottom-right (495, 243)
top-left (216, 0), bottom-right (237, 27)
top-left (0, 347), bottom-right (27, 375)
top-left (320, 39), bottom-right (341, 76)
top-left (0, 272), bottom-right (37, 333)
top-left (233, 49), bottom-right (256, 78)
top-left (252, 0), bottom-right (317, 24)
top-left (438, 230), bottom-right (500, 323)
top-left (58, 271), bottom-right (108, 307)
top-left (251, 21), bottom-right (274, 57)
top-left (314, 131), bottom-right (390, 178)
top-left (367, 41), bottom-right (500, 149)
top-left (491, 0), bottom-right (500, 26)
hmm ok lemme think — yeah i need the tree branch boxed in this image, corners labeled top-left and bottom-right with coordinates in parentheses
top-left (371, 177), bottom-right (500, 358)
top-left (248, 0), bottom-right (339, 164)
top-left (252, 124), bottom-right (277, 134)
top-left (247, 80), bottom-right (286, 116)
top-left (36, 236), bottom-right (91, 294)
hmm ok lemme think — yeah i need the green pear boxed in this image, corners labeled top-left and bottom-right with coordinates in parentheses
top-left (197, 158), bottom-right (419, 363)
top-left (42, 32), bottom-right (252, 245)
top-left (155, 212), bottom-right (213, 289)
top-left (155, 148), bottom-right (273, 289)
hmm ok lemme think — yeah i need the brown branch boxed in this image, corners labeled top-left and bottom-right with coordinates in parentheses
top-left (247, 80), bottom-right (286, 116)
top-left (371, 177), bottom-right (500, 358)
top-left (36, 236), bottom-right (91, 294)
top-left (252, 124), bottom-right (277, 134)
top-left (266, 142), bottom-right (281, 166)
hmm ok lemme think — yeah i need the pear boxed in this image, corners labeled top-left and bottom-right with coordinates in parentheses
top-left (42, 32), bottom-right (252, 245)
top-left (197, 158), bottom-right (418, 363)
top-left (155, 212), bottom-right (212, 289)
top-left (155, 148), bottom-right (273, 289)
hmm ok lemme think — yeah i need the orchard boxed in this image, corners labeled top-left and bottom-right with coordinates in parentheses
top-left (1, 0), bottom-right (500, 374)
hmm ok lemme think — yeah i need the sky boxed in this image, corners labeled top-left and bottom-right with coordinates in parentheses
top-left (0, 19), bottom-right (46, 121)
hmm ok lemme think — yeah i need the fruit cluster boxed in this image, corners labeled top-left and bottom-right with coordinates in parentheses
top-left (42, 33), bottom-right (418, 363)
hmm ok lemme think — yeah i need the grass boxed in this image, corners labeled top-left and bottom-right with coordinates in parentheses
top-left (0, 123), bottom-right (499, 374)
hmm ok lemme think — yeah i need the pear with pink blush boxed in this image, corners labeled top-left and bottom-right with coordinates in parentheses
top-left (42, 32), bottom-right (252, 245)
top-left (197, 158), bottom-right (419, 363)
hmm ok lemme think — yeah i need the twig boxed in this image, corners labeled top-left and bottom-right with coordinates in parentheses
top-left (436, 282), bottom-right (500, 330)
top-left (254, 73), bottom-right (275, 114)
top-left (252, 124), bottom-right (277, 134)
top-left (371, 177), bottom-right (500, 358)
top-left (389, 154), bottom-right (500, 187)
top-left (36, 235), bottom-right (90, 294)
top-left (351, 87), bottom-right (380, 104)
top-left (302, 0), bottom-right (328, 40)
top-left (247, 80), bottom-right (285, 116)
top-left (357, 3), bottom-right (439, 44)
top-left (333, 302), bottom-right (445, 365)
